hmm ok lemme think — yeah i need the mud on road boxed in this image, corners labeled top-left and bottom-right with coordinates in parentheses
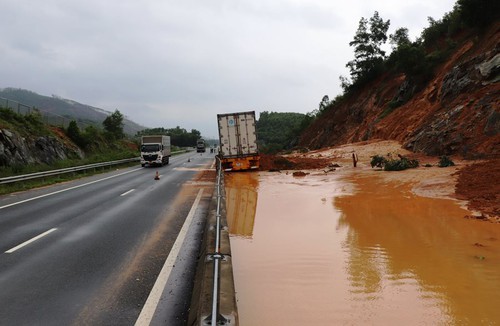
top-left (260, 140), bottom-right (499, 223)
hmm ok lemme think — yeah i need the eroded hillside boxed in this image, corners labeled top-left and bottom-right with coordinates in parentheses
top-left (300, 23), bottom-right (499, 159)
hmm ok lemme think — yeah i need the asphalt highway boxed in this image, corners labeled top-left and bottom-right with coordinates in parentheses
top-left (0, 151), bottom-right (215, 325)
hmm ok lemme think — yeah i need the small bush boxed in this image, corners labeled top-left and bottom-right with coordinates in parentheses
top-left (371, 153), bottom-right (419, 171)
top-left (384, 156), bottom-right (419, 171)
top-left (370, 155), bottom-right (387, 168)
top-left (438, 156), bottom-right (455, 167)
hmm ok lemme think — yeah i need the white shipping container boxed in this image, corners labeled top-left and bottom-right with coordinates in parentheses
top-left (217, 111), bottom-right (258, 158)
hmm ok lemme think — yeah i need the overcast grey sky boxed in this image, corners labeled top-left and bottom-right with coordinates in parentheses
top-left (1, 0), bottom-right (456, 138)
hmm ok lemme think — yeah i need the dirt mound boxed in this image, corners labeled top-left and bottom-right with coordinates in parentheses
top-left (259, 153), bottom-right (332, 171)
top-left (456, 159), bottom-right (500, 221)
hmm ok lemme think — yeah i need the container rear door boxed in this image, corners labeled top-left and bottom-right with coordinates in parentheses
top-left (218, 112), bottom-right (257, 158)
top-left (238, 112), bottom-right (258, 156)
top-left (218, 114), bottom-right (236, 157)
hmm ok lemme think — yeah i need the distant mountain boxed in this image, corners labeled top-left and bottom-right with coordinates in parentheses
top-left (0, 88), bottom-right (146, 135)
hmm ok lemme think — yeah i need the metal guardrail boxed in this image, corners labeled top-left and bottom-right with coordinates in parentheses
top-left (211, 156), bottom-right (224, 325)
top-left (0, 157), bottom-right (139, 185)
top-left (188, 155), bottom-right (237, 325)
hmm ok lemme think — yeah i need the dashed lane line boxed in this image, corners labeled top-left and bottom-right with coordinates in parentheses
top-left (120, 189), bottom-right (135, 197)
top-left (0, 168), bottom-right (142, 211)
top-left (5, 228), bottom-right (58, 254)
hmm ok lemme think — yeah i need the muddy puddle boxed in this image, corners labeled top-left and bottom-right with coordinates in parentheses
top-left (225, 171), bottom-right (500, 325)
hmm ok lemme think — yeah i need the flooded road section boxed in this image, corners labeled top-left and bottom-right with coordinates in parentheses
top-left (225, 171), bottom-right (500, 325)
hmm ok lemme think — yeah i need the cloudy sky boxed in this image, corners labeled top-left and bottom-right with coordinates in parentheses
top-left (1, 0), bottom-right (457, 138)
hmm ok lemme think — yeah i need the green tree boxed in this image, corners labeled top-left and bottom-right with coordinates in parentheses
top-left (458, 0), bottom-right (499, 29)
top-left (389, 42), bottom-right (432, 83)
top-left (103, 109), bottom-right (124, 140)
top-left (346, 11), bottom-right (390, 88)
top-left (256, 111), bottom-right (306, 153)
top-left (389, 27), bottom-right (410, 49)
top-left (80, 125), bottom-right (105, 151)
top-left (136, 126), bottom-right (202, 147)
top-left (66, 120), bottom-right (85, 147)
top-left (319, 95), bottom-right (330, 114)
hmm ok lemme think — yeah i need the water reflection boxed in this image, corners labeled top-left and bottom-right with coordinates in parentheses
top-left (228, 171), bottom-right (500, 325)
top-left (225, 172), bottom-right (259, 238)
top-left (336, 175), bottom-right (500, 325)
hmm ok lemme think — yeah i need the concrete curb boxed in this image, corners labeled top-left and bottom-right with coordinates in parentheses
top-left (188, 174), bottom-right (238, 326)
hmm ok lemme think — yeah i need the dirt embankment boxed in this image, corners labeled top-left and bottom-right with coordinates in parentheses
top-left (455, 159), bottom-right (500, 219)
top-left (260, 140), bottom-right (499, 223)
top-left (299, 23), bottom-right (499, 159)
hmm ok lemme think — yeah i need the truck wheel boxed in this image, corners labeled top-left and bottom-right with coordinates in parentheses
top-left (141, 164), bottom-right (145, 167)
top-left (166, 157), bottom-right (169, 164)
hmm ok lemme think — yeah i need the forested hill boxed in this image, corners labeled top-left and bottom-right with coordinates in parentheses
top-left (299, 0), bottom-right (499, 158)
top-left (256, 111), bottom-right (309, 153)
top-left (0, 88), bottom-right (145, 135)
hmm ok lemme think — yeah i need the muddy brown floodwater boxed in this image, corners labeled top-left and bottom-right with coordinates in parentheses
top-left (225, 170), bottom-right (500, 325)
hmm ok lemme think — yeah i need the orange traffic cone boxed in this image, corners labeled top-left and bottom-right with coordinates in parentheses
top-left (154, 171), bottom-right (160, 180)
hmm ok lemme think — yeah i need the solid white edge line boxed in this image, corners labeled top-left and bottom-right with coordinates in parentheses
top-left (135, 188), bottom-right (204, 326)
top-left (0, 168), bottom-right (143, 211)
top-left (120, 189), bottom-right (135, 197)
top-left (5, 228), bottom-right (58, 254)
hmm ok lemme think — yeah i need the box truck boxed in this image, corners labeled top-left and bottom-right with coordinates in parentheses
top-left (196, 139), bottom-right (206, 153)
top-left (217, 111), bottom-right (260, 171)
top-left (140, 135), bottom-right (171, 167)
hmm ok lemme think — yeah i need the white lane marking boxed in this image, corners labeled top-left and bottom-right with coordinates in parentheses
top-left (0, 168), bottom-right (142, 211)
top-left (5, 228), bottom-right (58, 254)
top-left (120, 189), bottom-right (135, 197)
top-left (135, 188), bottom-right (204, 326)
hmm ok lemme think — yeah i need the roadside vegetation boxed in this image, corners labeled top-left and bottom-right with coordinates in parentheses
top-left (136, 126), bottom-right (202, 147)
top-left (370, 154), bottom-right (420, 171)
top-left (0, 108), bottom-right (193, 194)
top-left (0, 107), bottom-right (51, 137)
top-left (438, 155), bottom-right (455, 167)
top-left (256, 111), bottom-right (308, 154)
top-left (0, 108), bottom-right (137, 177)
top-left (370, 154), bottom-right (457, 171)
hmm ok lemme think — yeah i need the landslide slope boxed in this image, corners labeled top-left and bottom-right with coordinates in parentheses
top-left (300, 23), bottom-right (499, 159)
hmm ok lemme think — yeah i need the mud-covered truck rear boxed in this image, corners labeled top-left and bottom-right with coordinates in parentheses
top-left (217, 111), bottom-right (260, 171)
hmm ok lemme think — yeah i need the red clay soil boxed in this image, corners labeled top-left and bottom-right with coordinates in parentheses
top-left (261, 152), bottom-right (499, 222)
top-left (259, 153), bottom-right (331, 171)
top-left (299, 23), bottom-right (500, 158)
top-left (455, 159), bottom-right (500, 220)
top-left (194, 168), bottom-right (217, 182)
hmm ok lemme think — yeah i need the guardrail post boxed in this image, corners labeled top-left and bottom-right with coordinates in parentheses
top-left (188, 155), bottom-right (238, 326)
top-left (209, 156), bottom-right (230, 325)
